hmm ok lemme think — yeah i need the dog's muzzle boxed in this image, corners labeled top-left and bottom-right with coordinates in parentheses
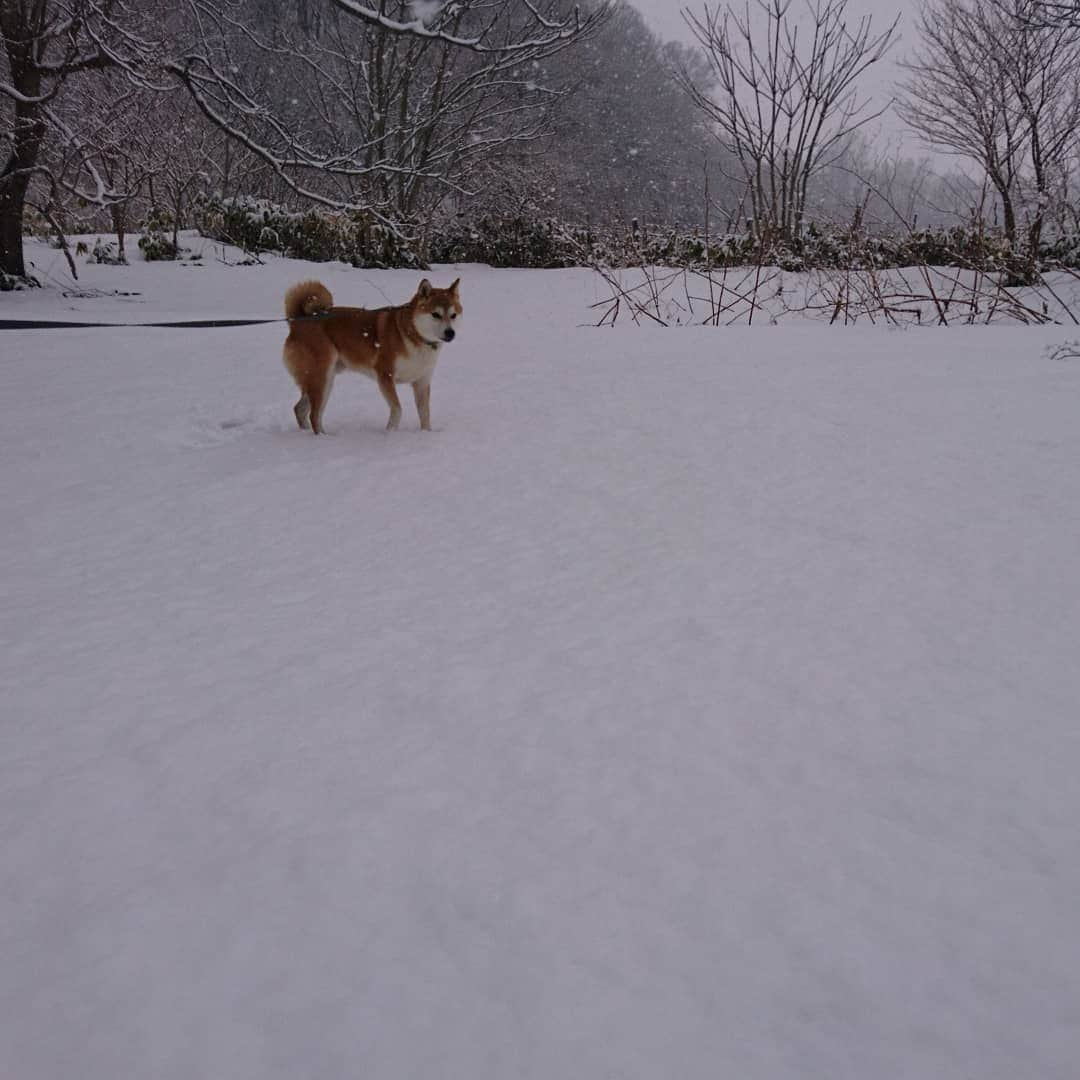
top-left (443, 329), bottom-right (456, 342)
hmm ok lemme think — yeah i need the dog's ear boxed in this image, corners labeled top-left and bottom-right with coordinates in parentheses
top-left (449, 278), bottom-right (460, 294)
top-left (417, 279), bottom-right (432, 298)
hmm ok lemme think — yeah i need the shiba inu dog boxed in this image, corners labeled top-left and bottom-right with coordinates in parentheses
top-left (282, 277), bottom-right (462, 434)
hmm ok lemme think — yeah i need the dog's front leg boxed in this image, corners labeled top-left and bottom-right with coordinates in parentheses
top-left (412, 378), bottom-right (432, 431)
top-left (378, 372), bottom-right (403, 430)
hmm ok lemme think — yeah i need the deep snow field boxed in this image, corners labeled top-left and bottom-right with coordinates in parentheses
top-left (2, 237), bottom-right (1079, 1080)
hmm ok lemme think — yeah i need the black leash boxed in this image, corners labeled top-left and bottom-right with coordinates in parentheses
top-left (0, 314), bottom-right (330, 331)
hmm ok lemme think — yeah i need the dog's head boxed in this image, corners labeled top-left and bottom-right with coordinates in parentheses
top-left (411, 278), bottom-right (462, 345)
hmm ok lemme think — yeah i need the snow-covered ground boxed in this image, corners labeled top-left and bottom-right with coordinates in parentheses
top-left (3, 237), bottom-right (1079, 1080)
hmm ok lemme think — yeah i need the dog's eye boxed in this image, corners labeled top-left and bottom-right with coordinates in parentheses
top-left (433, 312), bottom-right (443, 320)
top-left (450, 312), bottom-right (458, 320)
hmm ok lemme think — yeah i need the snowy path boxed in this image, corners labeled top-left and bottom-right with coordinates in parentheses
top-left (2, 248), bottom-right (1079, 1079)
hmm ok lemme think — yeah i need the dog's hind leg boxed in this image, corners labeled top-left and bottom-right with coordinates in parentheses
top-left (306, 368), bottom-right (335, 435)
top-left (284, 339), bottom-right (321, 432)
top-left (294, 393), bottom-right (311, 430)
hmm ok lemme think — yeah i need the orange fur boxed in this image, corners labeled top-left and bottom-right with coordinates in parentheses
top-left (284, 280), bottom-right (333, 319)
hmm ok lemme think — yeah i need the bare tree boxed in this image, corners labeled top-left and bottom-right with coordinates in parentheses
top-left (675, 0), bottom-right (898, 245)
top-left (1, 0), bottom-right (157, 280)
top-left (898, 0), bottom-right (1080, 267)
top-left (1007, 0), bottom-right (1080, 255)
top-left (898, 1), bottom-right (1023, 245)
top-left (168, 0), bottom-right (610, 244)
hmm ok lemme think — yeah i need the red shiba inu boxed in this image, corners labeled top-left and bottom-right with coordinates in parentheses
top-left (282, 277), bottom-right (462, 434)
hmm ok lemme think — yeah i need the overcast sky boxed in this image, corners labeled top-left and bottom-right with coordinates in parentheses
top-left (629, 0), bottom-right (917, 153)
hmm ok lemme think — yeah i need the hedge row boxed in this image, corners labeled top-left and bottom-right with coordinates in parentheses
top-left (185, 196), bottom-right (1080, 274)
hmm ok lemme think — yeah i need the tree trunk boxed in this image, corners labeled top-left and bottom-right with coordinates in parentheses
top-left (0, 72), bottom-right (46, 281)
top-left (0, 174), bottom-right (30, 279)
top-left (111, 202), bottom-right (128, 263)
top-left (1001, 194), bottom-right (1017, 245)
top-left (1027, 216), bottom-right (1043, 258)
top-left (997, 189), bottom-right (1035, 286)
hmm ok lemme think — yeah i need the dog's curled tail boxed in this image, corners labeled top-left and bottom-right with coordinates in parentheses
top-left (284, 280), bottom-right (334, 320)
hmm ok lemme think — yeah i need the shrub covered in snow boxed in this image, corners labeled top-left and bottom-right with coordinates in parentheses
top-left (194, 196), bottom-right (420, 269)
top-left (137, 210), bottom-right (180, 262)
top-left (427, 215), bottom-right (583, 269)
top-left (88, 238), bottom-right (126, 266)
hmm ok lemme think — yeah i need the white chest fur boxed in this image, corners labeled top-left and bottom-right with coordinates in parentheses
top-left (393, 341), bottom-right (441, 384)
